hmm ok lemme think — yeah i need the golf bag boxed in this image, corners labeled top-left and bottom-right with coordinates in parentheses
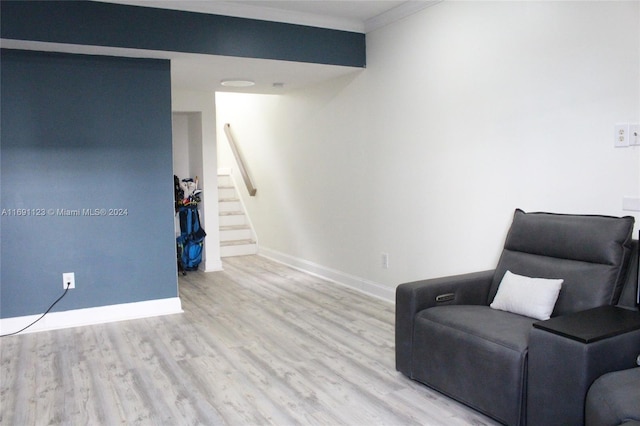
top-left (174, 175), bottom-right (184, 212)
top-left (177, 205), bottom-right (206, 274)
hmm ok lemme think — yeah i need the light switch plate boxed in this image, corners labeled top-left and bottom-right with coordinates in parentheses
top-left (623, 196), bottom-right (640, 212)
top-left (629, 124), bottom-right (640, 146)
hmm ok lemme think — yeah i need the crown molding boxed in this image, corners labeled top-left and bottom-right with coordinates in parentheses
top-left (97, 0), bottom-right (365, 32)
top-left (365, 0), bottom-right (442, 33)
top-left (96, 1), bottom-right (443, 34)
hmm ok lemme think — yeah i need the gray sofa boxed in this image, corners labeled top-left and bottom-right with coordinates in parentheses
top-left (586, 366), bottom-right (640, 426)
top-left (396, 209), bottom-right (639, 425)
top-left (584, 238), bottom-right (640, 426)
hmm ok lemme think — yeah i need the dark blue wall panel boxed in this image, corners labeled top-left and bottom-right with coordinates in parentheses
top-left (1, 49), bottom-right (177, 318)
top-left (1, 0), bottom-right (366, 67)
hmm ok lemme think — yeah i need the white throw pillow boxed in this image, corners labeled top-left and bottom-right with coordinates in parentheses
top-left (490, 270), bottom-right (563, 320)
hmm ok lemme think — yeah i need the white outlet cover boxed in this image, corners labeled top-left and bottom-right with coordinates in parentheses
top-left (63, 272), bottom-right (75, 289)
top-left (614, 123), bottom-right (630, 147)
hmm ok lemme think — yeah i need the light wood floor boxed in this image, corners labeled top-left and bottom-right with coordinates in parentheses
top-left (1, 255), bottom-right (499, 425)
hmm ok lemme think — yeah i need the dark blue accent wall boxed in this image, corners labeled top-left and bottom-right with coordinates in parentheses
top-left (1, 0), bottom-right (366, 68)
top-left (0, 49), bottom-right (177, 318)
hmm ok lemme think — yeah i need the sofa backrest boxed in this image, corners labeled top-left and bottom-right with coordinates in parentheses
top-left (490, 209), bottom-right (635, 316)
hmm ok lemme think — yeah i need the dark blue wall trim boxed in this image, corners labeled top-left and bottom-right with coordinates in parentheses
top-left (1, 49), bottom-right (177, 318)
top-left (1, 1), bottom-right (366, 68)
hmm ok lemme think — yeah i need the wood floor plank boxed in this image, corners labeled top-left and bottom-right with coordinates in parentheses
top-left (1, 255), bottom-right (500, 425)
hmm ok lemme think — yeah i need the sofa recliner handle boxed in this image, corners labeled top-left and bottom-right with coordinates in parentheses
top-left (435, 293), bottom-right (455, 303)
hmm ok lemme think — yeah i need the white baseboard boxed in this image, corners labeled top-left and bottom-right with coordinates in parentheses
top-left (204, 258), bottom-right (223, 272)
top-left (259, 247), bottom-right (395, 303)
top-left (0, 297), bottom-right (183, 336)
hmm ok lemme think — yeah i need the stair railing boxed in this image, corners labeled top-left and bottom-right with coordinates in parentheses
top-left (223, 123), bottom-right (257, 196)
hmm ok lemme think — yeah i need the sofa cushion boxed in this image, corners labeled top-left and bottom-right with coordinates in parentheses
top-left (490, 270), bottom-right (563, 320)
top-left (411, 305), bottom-right (537, 425)
top-left (490, 210), bottom-right (635, 316)
top-left (586, 367), bottom-right (640, 426)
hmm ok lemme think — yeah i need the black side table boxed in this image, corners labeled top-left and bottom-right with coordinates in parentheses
top-left (527, 306), bottom-right (640, 426)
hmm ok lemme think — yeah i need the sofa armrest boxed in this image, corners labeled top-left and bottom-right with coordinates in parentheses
top-left (395, 269), bottom-right (495, 375)
top-left (528, 313), bottom-right (640, 426)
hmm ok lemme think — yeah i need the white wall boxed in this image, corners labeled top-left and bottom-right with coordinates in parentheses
top-left (172, 113), bottom-right (190, 180)
top-left (172, 113), bottom-right (204, 184)
top-left (173, 90), bottom-right (222, 272)
top-left (216, 1), bottom-right (640, 301)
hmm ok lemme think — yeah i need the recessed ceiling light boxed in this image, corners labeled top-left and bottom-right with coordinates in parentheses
top-left (220, 79), bottom-right (255, 87)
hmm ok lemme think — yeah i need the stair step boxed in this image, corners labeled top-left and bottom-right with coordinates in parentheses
top-left (218, 187), bottom-right (236, 199)
top-left (219, 200), bottom-right (241, 212)
top-left (217, 174), bottom-right (256, 258)
top-left (220, 224), bottom-right (250, 230)
top-left (220, 240), bottom-right (258, 257)
top-left (220, 238), bottom-right (256, 246)
top-left (218, 175), bottom-right (233, 186)
top-left (220, 226), bottom-right (252, 242)
top-left (219, 212), bottom-right (246, 227)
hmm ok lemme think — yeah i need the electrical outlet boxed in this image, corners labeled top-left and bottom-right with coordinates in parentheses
top-left (614, 123), bottom-right (630, 147)
top-left (381, 253), bottom-right (389, 269)
top-left (62, 272), bottom-right (75, 289)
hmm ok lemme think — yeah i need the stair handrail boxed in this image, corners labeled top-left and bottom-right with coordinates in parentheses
top-left (224, 123), bottom-right (257, 196)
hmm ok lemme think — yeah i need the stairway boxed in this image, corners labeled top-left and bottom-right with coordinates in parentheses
top-left (218, 174), bottom-right (258, 257)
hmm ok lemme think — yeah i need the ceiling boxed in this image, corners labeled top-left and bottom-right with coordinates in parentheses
top-left (5, 1), bottom-right (440, 94)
